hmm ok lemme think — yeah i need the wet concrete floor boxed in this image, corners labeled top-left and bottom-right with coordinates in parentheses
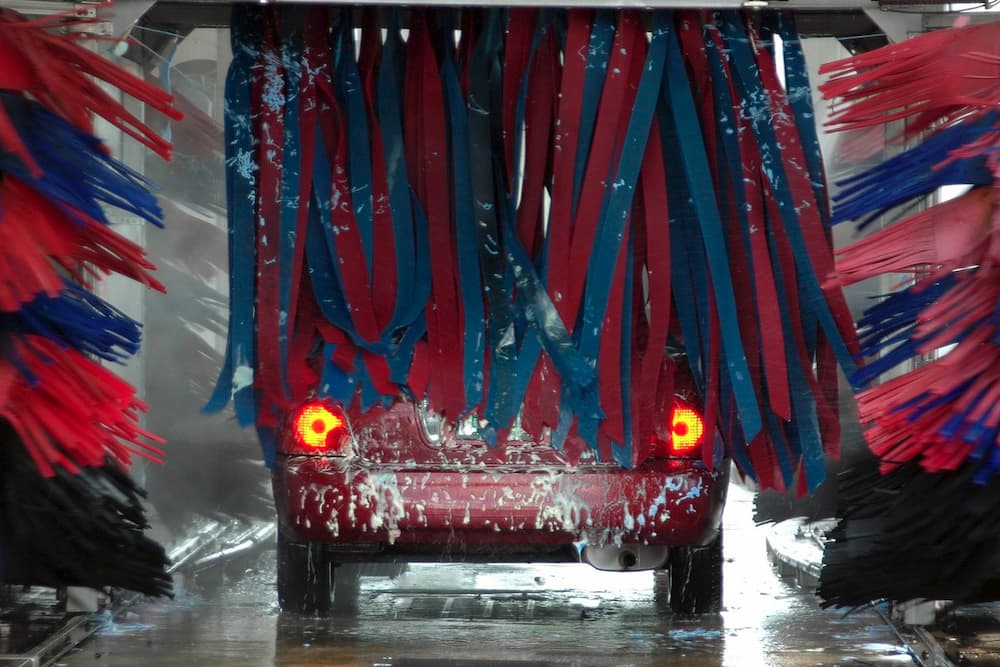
top-left (59, 486), bottom-right (912, 666)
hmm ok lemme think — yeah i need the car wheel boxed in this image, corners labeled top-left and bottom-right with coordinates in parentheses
top-left (332, 562), bottom-right (408, 611)
top-left (661, 530), bottom-right (724, 615)
top-left (276, 533), bottom-right (334, 614)
top-left (333, 563), bottom-right (361, 611)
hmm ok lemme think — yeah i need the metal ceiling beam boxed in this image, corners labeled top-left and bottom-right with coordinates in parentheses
top-left (923, 10), bottom-right (1000, 29)
top-left (864, 6), bottom-right (925, 41)
top-left (140, 0), bottom-right (913, 37)
top-left (144, 0), bottom-right (890, 8)
top-left (144, 0), bottom-right (231, 28)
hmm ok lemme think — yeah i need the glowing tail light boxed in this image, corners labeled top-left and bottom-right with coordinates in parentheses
top-left (288, 402), bottom-right (351, 455)
top-left (651, 401), bottom-right (705, 459)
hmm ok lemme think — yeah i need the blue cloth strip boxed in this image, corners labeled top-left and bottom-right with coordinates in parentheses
top-left (765, 196), bottom-right (824, 490)
top-left (440, 37), bottom-right (486, 416)
top-left (769, 14), bottom-right (828, 215)
top-left (576, 15), bottom-right (668, 456)
top-left (276, 6), bottom-right (305, 399)
top-left (719, 12), bottom-right (858, 387)
top-left (467, 10), bottom-right (518, 437)
top-left (207, 5), bottom-right (261, 431)
top-left (663, 19), bottom-right (762, 440)
top-left (336, 26), bottom-right (376, 271)
top-left (572, 11), bottom-right (616, 218)
top-left (379, 15), bottom-right (426, 334)
top-left (613, 230), bottom-right (637, 468)
top-left (657, 98), bottom-right (706, 395)
top-left (213, 8), bottom-right (864, 479)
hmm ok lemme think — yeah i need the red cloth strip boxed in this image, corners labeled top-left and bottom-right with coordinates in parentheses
top-left (518, 27), bottom-right (560, 440)
top-left (537, 10), bottom-right (592, 431)
top-left (564, 12), bottom-right (641, 328)
top-left (516, 28), bottom-right (557, 260)
top-left (359, 16), bottom-right (399, 332)
top-left (597, 14), bottom-right (647, 452)
top-left (286, 11), bottom-right (324, 371)
top-left (752, 28), bottom-right (859, 359)
top-left (765, 180), bottom-right (839, 463)
top-left (319, 86), bottom-right (382, 347)
top-left (678, 18), bottom-right (723, 463)
top-left (633, 120), bottom-right (672, 466)
top-left (412, 12), bottom-right (465, 417)
top-left (502, 9), bottom-right (537, 190)
top-left (254, 10), bottom-right (287, 416)
top-left (287, 291), bottom-right (320, 405)
top-left (705, 22), bottom-right (794, 427)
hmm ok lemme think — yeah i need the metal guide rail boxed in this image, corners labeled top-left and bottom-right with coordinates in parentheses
top-left (0, 519), bottom-right (274, 667)
top-left (765, 519), bottom-right (959, 667)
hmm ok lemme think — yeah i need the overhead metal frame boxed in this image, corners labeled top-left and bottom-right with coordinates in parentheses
top-left (4, 0), bottom-right (997, 42)
top-left (142, 1), bottom-right (886, 35)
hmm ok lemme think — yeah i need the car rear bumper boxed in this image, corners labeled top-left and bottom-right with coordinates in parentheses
top-left (272, 457), bottom-right (729, 551)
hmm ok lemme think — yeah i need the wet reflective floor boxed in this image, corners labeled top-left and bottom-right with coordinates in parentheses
top-left (60, 487), bottom-right (912, 667)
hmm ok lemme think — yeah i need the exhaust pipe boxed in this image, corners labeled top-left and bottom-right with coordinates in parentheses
top-left (582, 544), bottom-right (669, 571)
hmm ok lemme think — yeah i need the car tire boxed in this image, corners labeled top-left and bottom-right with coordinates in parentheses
top-left (661, 530), bottom-right (724, 615)
top-left (332, 562), bottom-right (408, 611)
top-left (276, 533), bottom-right (334, 614)
top-left (333, 563), bottom-right (362, 611)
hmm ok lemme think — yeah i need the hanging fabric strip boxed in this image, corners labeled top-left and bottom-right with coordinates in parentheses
top-left (540, 10), bottom-right (592, 436)
top-left (360, 17), bottom-right (398, 334)
top-left (764, 176), bottom-right (829, 491)
top-left (633, 118), bottom-right (672, 467)
top-left (769, 13), bottom-right (828, 217)
top-left (510, 26), bottom-right (557, 439)
top-left (663, 16), bottom-right (762, 441)
top-left (253, 8), bottom-right (287, 427)
top-left (286, 8), bottom-right (322, 386)
top-left (584, 12), bottom-right (645, 460)
top-left (207, 4), bottom-right (261, 427)
top-left (616, 228), bottom-right (636, 467)
top-left (578, 12), bottom-right (666, 463)
top-left (211, 8), bottom-right (871, 483)
top-left (746, 18), bottom-right (844, 463)
top-left (514, 21), bottom-right (557, 262)
top-left (467, 9), bottom-right (516, 436)
top-left (275, 6), bottom-right (307, 401)
top-left (439, 28), bottom-right (485, 416)
top-left (566, 12), bottom-right (638, 334)
top-left (324, 26), bottom-right (382, 349)
top-left (338, 25), bottom-right (376, 274)
top-left (677, 14), bottom-right (730, 462)
top-left (719, 13), bottom-right (859, 385)
top-left (502, 8), bottom-right (537, 194)
top-left (703, 23), bottom-right (791, 425)
top-left (571, 11), bottom-right (615, 217)
top-left (379, 12), bottom-right (431, 387)
top-left (413, 10), bottom-right (466, 418)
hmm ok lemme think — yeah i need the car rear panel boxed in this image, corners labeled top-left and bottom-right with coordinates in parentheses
top-left (275, 393), bottom-right (728, 555)
top-left (273, 456), bottom-right (728, 549)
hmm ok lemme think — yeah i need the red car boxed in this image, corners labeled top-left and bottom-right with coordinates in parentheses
top-left (271, 352), bottom-right (729, 615)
